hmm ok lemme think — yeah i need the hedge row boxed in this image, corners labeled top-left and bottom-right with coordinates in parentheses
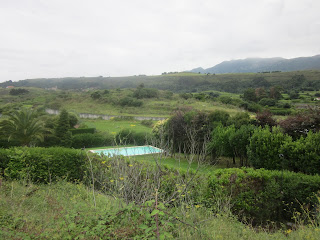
top-left (70, 128), bottom-right (96, 135)
top-left (205, 168), bottom-right (320, 224)
top-left (0, 147), bottom-right (87, 183)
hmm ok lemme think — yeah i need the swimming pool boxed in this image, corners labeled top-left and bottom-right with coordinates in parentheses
top-left (90, 145), bottom-right (164, 156)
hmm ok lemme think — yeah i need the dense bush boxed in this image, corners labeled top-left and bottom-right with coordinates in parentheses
top-left (248, 126), bottom-right (291, 170)
top-left (118, 97), bottom-right (143, 107)
top-left (0, 147), bottom-right (87, 183)
top-left (280, 131), bottom-right (320, 175)
top-left (115, 128), bottom-right (152, 145)
top-left (9, 88), bottom-right (29, 95)
top-left (206, 168), bottom-right (320, 224)
top-left (258, 98), bottom-right (276, 106)
top-left (133, 88), bottom-right (159, 99)
top-left (71, 133), bottom-right (113, 148)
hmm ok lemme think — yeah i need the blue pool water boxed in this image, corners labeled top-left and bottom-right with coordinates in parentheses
top-left (91, 145), bottom-right (163, 156)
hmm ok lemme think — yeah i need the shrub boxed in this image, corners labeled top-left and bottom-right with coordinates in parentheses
top-left (206, 168), bottom-right (320, 224)
top-left (248, 126), bottom-right (292, 170)
top-left (71, 133), bottom-right (113, 148)
top-left (0, 147), bottom-right (87, 183)
top-left (115, 129), bottom-right (151, 145)
top-left (258, 98), bottom-right (276, 107)
top-left (280, 131), bottom-right (320, 175)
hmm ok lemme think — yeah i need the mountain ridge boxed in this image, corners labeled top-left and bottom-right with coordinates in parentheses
top-left (190, 55), bottom-right (320, 74)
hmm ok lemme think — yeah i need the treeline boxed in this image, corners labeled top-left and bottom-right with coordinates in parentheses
top-left (155, 107), bottom-right (320, 175)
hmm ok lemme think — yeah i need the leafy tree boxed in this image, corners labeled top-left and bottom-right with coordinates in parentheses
top-left (258, 98), bottom-right (276, 107)
top-left (228, 112), bottom-right (252, 128)
top-left (208, 124), bottom-right (236, 164)
top-left (208, 110), bottom-right (230, 127)
top-left (269, 86), bottom-right (282, 100)
top-left (0, 108), bottom-right (45, 146)
top-left (229, 124), bottom-right (256, 166)
top-left (280, 131), bottom-right (320, 175)
top-left (248, 126), bottom-right (291, 170)
top-left (243, 88), bottom-right (257, 102)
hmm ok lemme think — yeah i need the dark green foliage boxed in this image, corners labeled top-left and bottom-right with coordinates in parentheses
top-left (0, 108), bottom-right (45, 146)
top-left (258, 98), bottom-right (276, 106)
top-left (71, 133), bottom-right (113, 148)
top-left (68, 114), bottom-right (78, 127)
top-left (0, 147), bottom-right (87, 183)
top-left (206, 168), bottom-right (320, 224)
top-left (9, 88), bottom-right (29, 95)
top-left (289, 90), bottom-right (299, 99)
top-left (269, 108), bottom-right (292, 116)
top-left (55, 109), bottom-right (72, 147)
top-left (218, 96), bottom-right (234, 104)
top-left (179, 93), bottom-right (193, 99)
top-left (115, 129), bottom-right (151, 145)
top-left (243, 88), bottom-right (257, 102)
top-left (70, 128), bottom-right (96, 135)
top-left (248, 126), bottom-right (291, 170)
top-left (208, 110), bottom-right (230, 127)
top-left (228, 112), bottom-right (252, 128)
top-left (90, 91), bottom-right (102, 100)
top-left (280, 131), bottom-right (320, 175)
top-left (133, 88), bottom-right (159, 99)
top-left (208, 124), bottom-right (256, 166)
top-left (118, 97), bottom-right (143, 107)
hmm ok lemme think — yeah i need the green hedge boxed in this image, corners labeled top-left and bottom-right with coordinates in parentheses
top-left (0, 147), bottom-right (87, 183)
top-left (70, 128), bottom-right (96, 135)
top-left (206, 168), bottom-right (320, 224)
top-left (71, 133), bottom-right (113, 148)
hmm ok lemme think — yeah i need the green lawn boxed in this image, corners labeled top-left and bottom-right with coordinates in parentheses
top-left (83, 119), bottom-right (154, 134)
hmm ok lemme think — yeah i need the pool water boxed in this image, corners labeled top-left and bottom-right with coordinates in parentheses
top-left (90, 145), bottom-right (163, 156)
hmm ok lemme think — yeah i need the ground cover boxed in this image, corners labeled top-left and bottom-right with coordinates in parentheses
top-left (1, 180), bottom-right (319, 239)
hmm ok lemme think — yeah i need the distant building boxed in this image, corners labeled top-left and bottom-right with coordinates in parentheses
top-left (6, 86), bottom-right (14, 88)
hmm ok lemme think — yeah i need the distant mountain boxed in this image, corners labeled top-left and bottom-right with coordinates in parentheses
top-left (190, 55), bottom-right (320, 74)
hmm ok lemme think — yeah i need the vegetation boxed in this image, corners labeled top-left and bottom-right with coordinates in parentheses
top-left (1, 70), bottom-right (320, 238)
top-left (0, 108), bottom-right (46, 146)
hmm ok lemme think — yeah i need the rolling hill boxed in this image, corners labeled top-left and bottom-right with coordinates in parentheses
top-left (191, 55), bottom-right (320, 74)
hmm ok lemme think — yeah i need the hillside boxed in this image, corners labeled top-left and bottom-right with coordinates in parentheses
top-left (191, 55), bottom-right (320, 74)
top-left (2, 70), bottom-right (320, 93)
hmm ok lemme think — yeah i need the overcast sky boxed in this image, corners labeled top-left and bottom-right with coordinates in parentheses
top-left (1, 0), bottom-right (320, 82)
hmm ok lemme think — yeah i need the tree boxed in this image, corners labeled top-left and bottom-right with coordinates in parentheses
top-left (55, 109), bottom-right (72, 147)
top-left (243, 88), bottom-right (257, 102)
top-left (0, 108), bottom-right (45, 146)
top-left (256, 110), bottom-right (276, 127)
top-left (248, 126), bottom-right (291, 170)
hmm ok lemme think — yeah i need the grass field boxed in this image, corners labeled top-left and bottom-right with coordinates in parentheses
top-left (83, 119), bottom-right (154, 133)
